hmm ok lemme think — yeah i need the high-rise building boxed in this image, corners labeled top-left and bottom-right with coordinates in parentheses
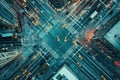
top-left (0, 51), bottom-right (19, 68)
top-left (0, 1), bottom-right (22, 52)
top-left (91, 11), bottom-right (120, 60)
top-left (0, 1), bottom-right (22, 70)
top-left (51, 65), bottom-right (79, 80)
top-left (48, 0), bottom-right (70, 11)
top-left (0, 1), bottom-right (18, 25)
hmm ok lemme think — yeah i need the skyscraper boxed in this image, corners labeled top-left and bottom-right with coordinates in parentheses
top-left (0, 0), bottom-right (22, 68)
top-left (91, 11), bottom-right (120, 60)
top-left (48, 0), bottom-right (69, 11)
top-left (0, 51), bottom-right (20, 68)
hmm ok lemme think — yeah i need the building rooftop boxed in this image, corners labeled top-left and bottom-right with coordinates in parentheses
top-left (104, 21), bottom-right (120, 51)
top-left (52, 65), bottom-right (78, 80)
